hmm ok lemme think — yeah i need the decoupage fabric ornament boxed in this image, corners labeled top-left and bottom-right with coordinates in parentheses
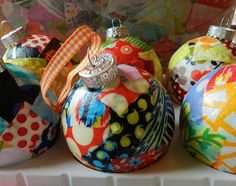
top-left (0, 21), bottom-right (74, 97)
top-left (40, 26), bottom-right (175, 173)
top-left (180, 64), bottom-right (236, 174)
top-left (62, 63), bottom-right (174, 173)
top-left (168, 36), bottom-right (236, 104)
top-left (99, 19), bottom-right (163, 82)
top-left (0, 60), bottom-right (59, 167)
top-left (1, 23), bottom-right (58, 77)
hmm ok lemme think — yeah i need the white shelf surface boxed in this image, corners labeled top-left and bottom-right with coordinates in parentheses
top-left (0, 106), bottom-right (236, 186)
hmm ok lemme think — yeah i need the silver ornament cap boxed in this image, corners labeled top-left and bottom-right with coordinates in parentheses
top-left (1, 27), bottom-right (27, 48)
top-left (79, 53), bottom-right (119, 89)
top-left (207, 25), bottom-right (235, 42)
top-left (106, 18), bottom-right (129, 39)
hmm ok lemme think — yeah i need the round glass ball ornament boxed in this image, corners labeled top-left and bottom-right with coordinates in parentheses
top-left (180, 64), bottom-right (236, 174)
top-left (99, 19), bottom-right (163, 82)
top-left (1, 25), bottom-right (61, 77)
top-left (0, 60), bottom-right (59, 167)
top-left (168, 36), bottom-right (235, 104)
top-left (61, 53), bottom-right (175, 173)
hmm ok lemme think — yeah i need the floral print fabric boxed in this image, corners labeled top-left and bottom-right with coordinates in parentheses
top-left (100, 37), bottom-right (163, 82)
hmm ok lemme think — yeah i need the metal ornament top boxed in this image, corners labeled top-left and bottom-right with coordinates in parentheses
top-left (1, 27), bottom-right (27, 48)
top-left (207, 16), bottom-right (236, 42)
top-left (79, 52), bottom-right (119, 89)
top-left (106, 18), bottom-right (129, 39)
top-left (207, 25), bottom-right (235, 42)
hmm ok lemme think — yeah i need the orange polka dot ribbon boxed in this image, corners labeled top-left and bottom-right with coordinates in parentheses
top-left (40, 25), bottom-right (101, 112)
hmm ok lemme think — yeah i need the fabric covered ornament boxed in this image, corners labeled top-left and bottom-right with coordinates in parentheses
top-left (40, 26), bottom-right (175, 173)
top-left (1, 22), bottom-right (58, 77)
top-left (62, 59), bottom-right (175, 173)
top-left (180, 64), bottom-right (236, 174)
top-left (168, 35), bottom-right (236, 104)
top-left (0, 21), bottom-right (74, 97)
top-left (0, 59), bottom-right (59, 167)
top-left (99, 19), bottom-right (163, 82)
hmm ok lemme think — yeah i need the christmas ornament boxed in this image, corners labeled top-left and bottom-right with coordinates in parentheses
top-left (180, 64), bottom-right (236, 174)
top-left (1, 21), bottom-right (55, 77)
top-left (99, 18), bottom-right (163, 82)
top-left (0, 20), bottom-right (74, 97)
top-left (40, 26), bottom-right (175, 173)
top-left (207, 17), bottom-right (236, 57)
top-left (168, 35), bottom-right (236, 104)
top-left (0, 59), bottom-right (59, 167)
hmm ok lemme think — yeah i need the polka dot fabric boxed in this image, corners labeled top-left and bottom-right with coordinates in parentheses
top-left (2, 33), bottom-right (74, 81)
top-left (0, 102), bottom-right (50, 152)
top-left (2, 34), bottom-right (75, 98)
top-left (0, 64), bottom-right (60, 167)
top-left (62, 65), bottom-right (175, 172)
top-left (21, 34), bottom-right (51, 53)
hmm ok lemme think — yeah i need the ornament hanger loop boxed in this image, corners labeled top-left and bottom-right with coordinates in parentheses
top-left (220, 6), bottom-right (235, 28)
top-left (0, 20), bottom-right (13, 37)
top-left (112, 18), bottom-right (122, 28)
top-left (87, 46), bottom-right (96, 68)
top-left (220, 16), bottom-right (231, 28)
top-left (106, 18), bottom-right (129, 38)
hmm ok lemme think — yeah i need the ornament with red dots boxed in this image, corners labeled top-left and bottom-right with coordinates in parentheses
top-left (0, 102), bottom-right (50, 152)
top-left (0, 20), bottom-right (54, 77)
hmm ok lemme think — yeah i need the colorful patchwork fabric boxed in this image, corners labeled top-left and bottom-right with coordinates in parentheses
top-left (180, 64), bottom-right (236, 174)
top-left (2, 34), bottom-right (59, 78)
top-left (3, 35), bottom-right (74, 98)
top-left (168, 36), bottom-right (236, 103)
top-left (3, 58), bottom-right (47, 78)
top-left (0, 64), bottom-right (59, 167)
top-left (62, 65), bottom-right (175, 172)
top-left (0, 102), bottom-right (50, 152)
top-left (0, 0), bottom-right (234, 72)
top-left (21, 34), bottom-right (52, 53)
top-left (100, 37), bottom-right (162, 82)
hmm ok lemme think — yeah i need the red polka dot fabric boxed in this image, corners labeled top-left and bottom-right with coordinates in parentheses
top-left (22, 34), bottom-right (51, 53)
top-left (0, 102), bottom-right (50, 152)
top-left (0, 64), bottom-right (60, 166)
